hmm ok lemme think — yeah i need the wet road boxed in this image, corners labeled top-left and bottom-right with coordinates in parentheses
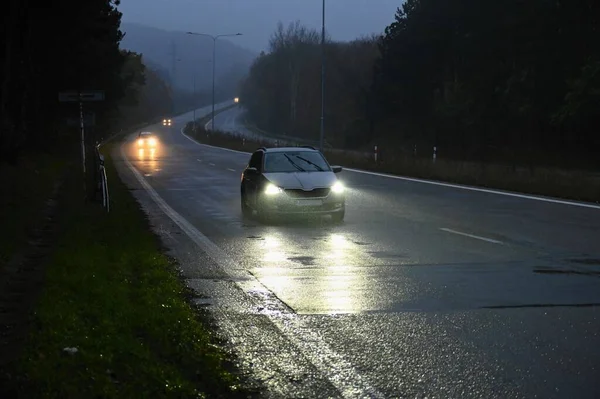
top-left (119, 108), bottom-right (600, 398)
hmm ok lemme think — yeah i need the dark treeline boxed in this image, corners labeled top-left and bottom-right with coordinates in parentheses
top-left (240, 1), bottom-right (600, 167)
top-left (0, 0), bottom-right (179, 164)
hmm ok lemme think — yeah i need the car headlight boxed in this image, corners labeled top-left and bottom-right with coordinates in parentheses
top-left (265, 183), bottom-right (283, 195)
top-left (331, 181), bottom-right (345, 194)
top-left (137, 139), bottom-right (143, 146)
top-left (148, 138), bottom-right (157, 145)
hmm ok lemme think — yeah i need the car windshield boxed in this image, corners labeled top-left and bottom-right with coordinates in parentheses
top-left (140, 132), bottom-right (153, 137)
top-left (264, 151), bottom-right (330, 173)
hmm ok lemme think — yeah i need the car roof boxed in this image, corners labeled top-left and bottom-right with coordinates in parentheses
top-left (259, 146), bottom-right (318, 153)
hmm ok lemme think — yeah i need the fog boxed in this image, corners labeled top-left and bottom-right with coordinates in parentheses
top-left (118, 0), bottom-right (401, 51)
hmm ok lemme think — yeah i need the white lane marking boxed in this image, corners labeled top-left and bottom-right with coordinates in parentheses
top-left (181, 126), bottom-right (600, 210)
top-left (209, 163), bottom-right (215, 166)
top-left (227, 168), bottom-right (236, 172)
top-left (204, 117), bottom-right (212, 131)
top-left (440, 228), bottom-right (504, 245)
top-left (180, 127), bottom-right (251, 155)
top-left (119, 144), bottom-right (384, 399)
top-left (197, 159), bottom-right (202, 162)
top-left (344, 168), bottom-right (600, 210)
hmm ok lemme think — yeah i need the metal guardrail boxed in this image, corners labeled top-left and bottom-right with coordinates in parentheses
top-left (94, 144), bottom-right (110, 212)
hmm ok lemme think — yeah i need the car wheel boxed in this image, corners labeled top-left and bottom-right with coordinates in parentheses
top-left (241, 189), bottom-right (251, 218)
top-left (331, 208), bottom-right (345, 223)
top-left (254, 199), bottom-right (274, 224)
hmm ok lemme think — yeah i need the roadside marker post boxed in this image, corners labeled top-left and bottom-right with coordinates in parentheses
top-left (59, 90), bottom-right (105, 198)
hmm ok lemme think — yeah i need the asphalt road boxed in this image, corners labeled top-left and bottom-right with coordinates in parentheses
top-left (117, 107), bottom-right (600, 398)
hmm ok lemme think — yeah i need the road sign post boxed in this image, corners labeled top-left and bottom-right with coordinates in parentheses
top-left (59, 90), bottom-right (105, 198)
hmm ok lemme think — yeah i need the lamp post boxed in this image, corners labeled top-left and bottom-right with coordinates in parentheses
top-left (192, 74), bottom-right (196, 132)
top-left (319, 0), bottom-right (326, 151)
top-left (186, 31), bottom-right (242, 131)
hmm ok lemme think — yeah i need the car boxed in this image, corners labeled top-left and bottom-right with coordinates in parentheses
top-left (240, 146), bottom-right (346, 222)
top-left (162, 118), bottom-right (172, 126)
top-left (136, 131), bottom-right (158, 147)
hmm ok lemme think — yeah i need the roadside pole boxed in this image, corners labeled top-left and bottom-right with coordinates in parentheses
top-left (59, 90), bottom-right (105, 199)
top-left (79, 93), bottom-right (86, 195)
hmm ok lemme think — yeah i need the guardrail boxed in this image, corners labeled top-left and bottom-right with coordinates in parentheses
top-left (93, 144), bottom-right (110, 212)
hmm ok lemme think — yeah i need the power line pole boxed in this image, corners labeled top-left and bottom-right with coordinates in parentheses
top-left (319, 0), bottom-right (326, 152)
top-left (169, 40), bottom-right (177, 89)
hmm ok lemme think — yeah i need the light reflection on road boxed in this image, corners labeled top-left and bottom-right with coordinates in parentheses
top-left (136, 146), bottom-right (160, 176)
top-left (322, 234), bottom-right (358, 313)
top-left (254, 232), bottom-right (366, 314)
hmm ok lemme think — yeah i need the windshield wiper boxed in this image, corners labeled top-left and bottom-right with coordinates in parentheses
top-left (283, 154), bottom-right (305, 172)
top-left (293, 155), bottom-right (324, 171)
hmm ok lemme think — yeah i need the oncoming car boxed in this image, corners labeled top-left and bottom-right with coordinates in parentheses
top-left (136, 131), bottom-right (157, 147)
top-left (241, 146), bottom-right (345, 222)
top-left (162, 118), bottom-right (172, 126)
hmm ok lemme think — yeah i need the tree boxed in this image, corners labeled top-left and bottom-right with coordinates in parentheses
top-left (0, 0), bottom-right (126, 162)
top-left (240, 22), bottom-right (379, 147)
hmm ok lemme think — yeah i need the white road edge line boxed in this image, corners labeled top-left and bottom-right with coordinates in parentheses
top-left (180, 126), bottom-right (600, 210)
top-left (227, 168), bottom-right (236, 172)
top-left (440, 228), bottom-right (504, 245)
top-left (344, 168), bottom-right (600, 210)
top-left (209, 163), bottom-right (215, 166)
top-left (197, 159), bottom-right (202, 162)
top-left (119, 144), bottom-right (384, 399)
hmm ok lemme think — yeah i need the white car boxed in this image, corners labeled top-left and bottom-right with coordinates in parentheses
top-left (240, 146), bottom-right (345, 222)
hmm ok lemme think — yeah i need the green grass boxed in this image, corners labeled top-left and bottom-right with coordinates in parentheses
top-left (7, 146), bottom-right (247, 398)
top-left (0, 154), bottom-right (66, 269)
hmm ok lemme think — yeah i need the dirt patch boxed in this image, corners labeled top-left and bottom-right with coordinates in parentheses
top-left (0, 174), bottom-right (65, 379)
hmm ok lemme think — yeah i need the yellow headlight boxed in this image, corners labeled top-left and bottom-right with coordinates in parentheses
top-left (265, 183), bottom-right (282, 195)
top-left (148, 138), bottom-right (157, 146)
top-left (137, 139), bottom-right (143, 146)
top-left (331, 181), bottom-right (345, 194)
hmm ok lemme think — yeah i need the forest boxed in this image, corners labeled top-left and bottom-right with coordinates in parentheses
top-left (240, 1), bottom-right (600, 168)
top-left (0, 0), bottom-right (189, 164)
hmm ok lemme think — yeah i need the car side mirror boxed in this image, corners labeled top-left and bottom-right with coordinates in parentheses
top-left (245, 167), bottom-right (259, 175)
top-left (331, 165), bottom-right (342, 174)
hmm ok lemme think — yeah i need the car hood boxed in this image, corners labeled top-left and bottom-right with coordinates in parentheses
top-left (263, 172), bottom-right (337, 190)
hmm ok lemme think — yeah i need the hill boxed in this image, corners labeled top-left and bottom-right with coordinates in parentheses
top-left (120, 22), bottom-right (256, 96)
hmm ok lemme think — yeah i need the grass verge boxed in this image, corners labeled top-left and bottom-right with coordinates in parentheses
top-left (184, 126), bottom-right (600, 203)
top-left (4, 145), bottom-right (249, 398)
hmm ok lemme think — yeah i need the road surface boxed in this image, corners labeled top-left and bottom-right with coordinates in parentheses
top-left (114, 107), bottom-right (600, 398)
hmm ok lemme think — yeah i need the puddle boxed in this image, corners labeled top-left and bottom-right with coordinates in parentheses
top-left (368, 251), bottom-right (408, 259)
top-left (534, 269), bottom-right (600, 277)
top-left (288, 256), bottom-right (316, 266)
top-left (567, 258), bottom-right (600, 266)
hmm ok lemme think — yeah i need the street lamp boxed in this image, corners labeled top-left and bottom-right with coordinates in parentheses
top-left (191, 60), bottom-right (212, 133)
top-left (186, 31), bottom-right (242, 131)
top-left (320, 0), bottom-right (326, 151)
top-left (193, 74), bottom-right (196, 132)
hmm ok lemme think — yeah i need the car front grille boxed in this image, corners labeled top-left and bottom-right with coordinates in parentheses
top-left (284, 188), bottom-right (331, 198)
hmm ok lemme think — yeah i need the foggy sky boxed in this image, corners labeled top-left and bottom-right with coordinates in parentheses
top-left (118, 0), bottom-right (401, 51)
